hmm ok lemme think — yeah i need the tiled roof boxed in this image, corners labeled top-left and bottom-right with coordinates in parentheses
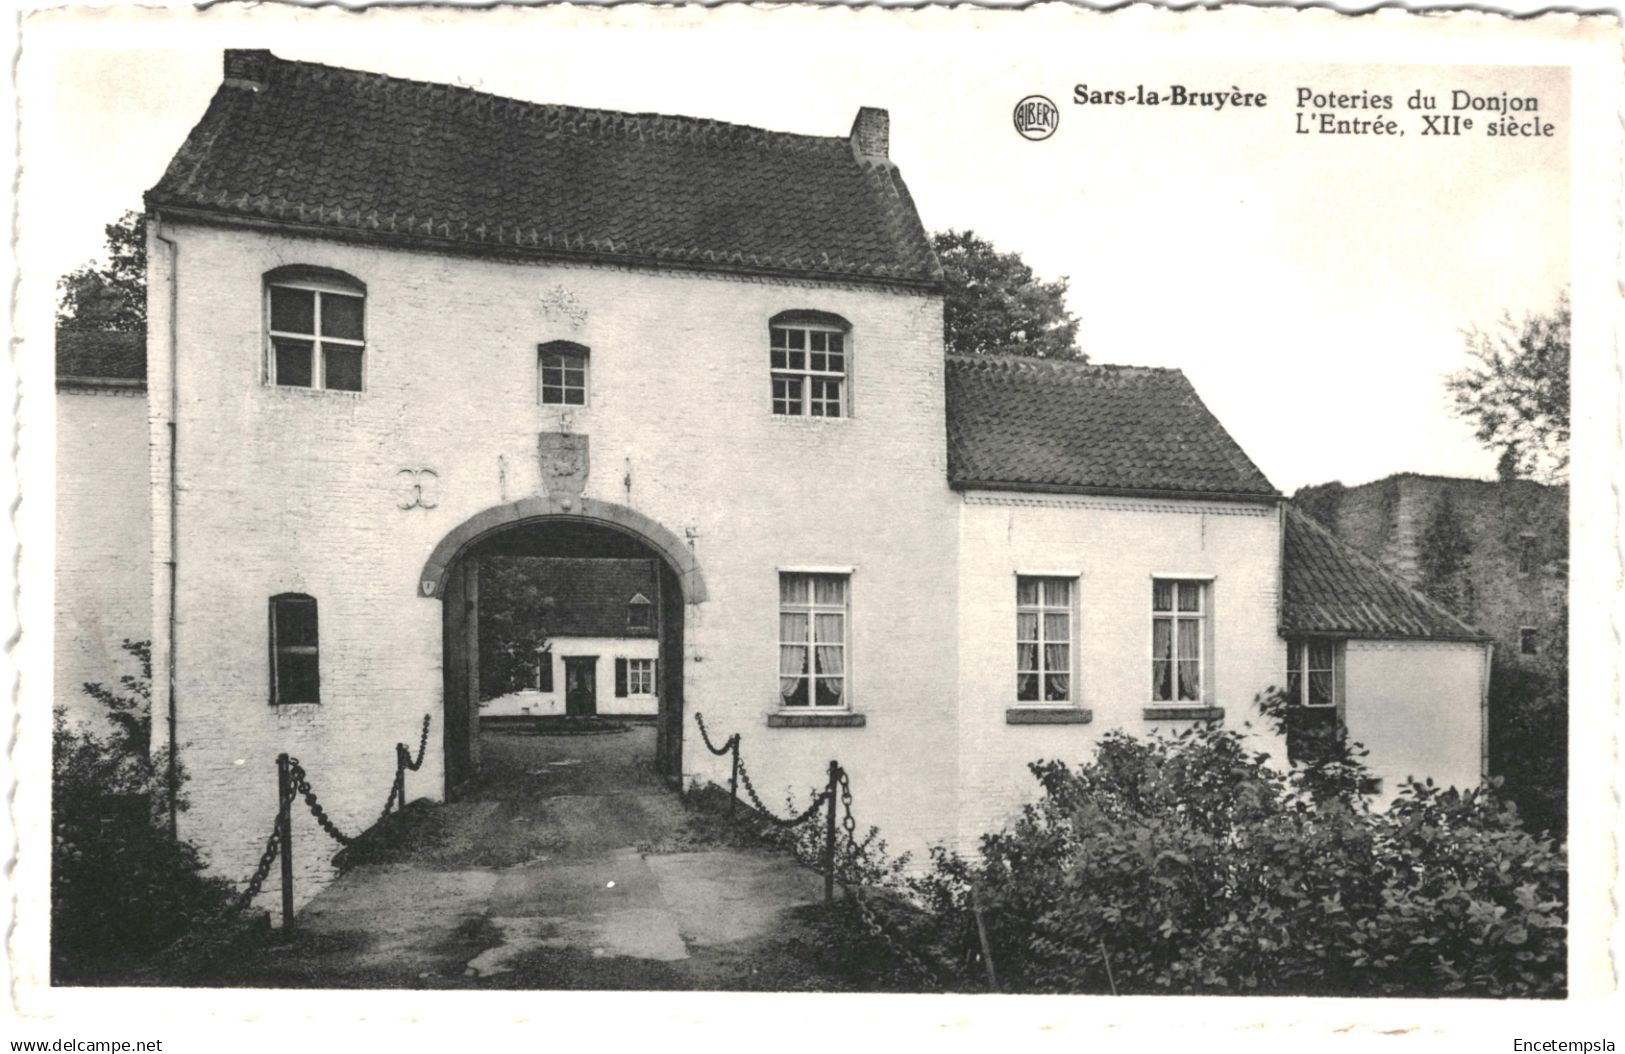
top-left (1282, 507), bottom-right (1490, 642)
top-left (944, 355), bottom-right (1278, 499)
top-left (482, 557), bottom-right (658, 639)
top-left (147, 51), bottom-right (941, 289)
top-left (56, 328), bottom-right (146, 386)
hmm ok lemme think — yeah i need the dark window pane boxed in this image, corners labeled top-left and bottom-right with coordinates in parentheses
top-left (783, 677), bottom-right (809, 707)
top-left (1152, 580), bottom-right (1174, 612)
top-left (564, 388), bottom-right (585, 405)
top-left (771, 328), bottom-right (787, 349)
top-left (787, 329), bottom-right (805, 351)
top-left (1152, 659), bottom-right (1171, 701)
top-left (810, 331), bottom-right (827, 352)
top-left (269, 286), bottom-right (315, 334)
top-left (815, 677), bottom-right (843, 707)
top-left (274, 339), bottom-right (313, 387)
top-left (828, 334), bottom-right (843, 353)
top-left (320, 293), bottom-right (365, 340)
top-left (771, 350), bottom-right (787, 370)
top-left (1017, 673), bottom-right (1038, 702)
top-left (278, 651), bottom-right (319, 704)
top-left (788, 351), bottom-right (805, 371)
top-left (811, 353), bottom-right (827, 372)
top-left (274, 596), bottom-right (318, 646)
top-left (324, 346), bottom-right (364, 391)
top-left (1178, 582), bottom-right (1202, 612)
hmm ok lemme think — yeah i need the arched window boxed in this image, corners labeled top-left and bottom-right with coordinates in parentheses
top-left (539, 341), bottom-right (590, 406)
top-left (265, 267), bottom-right (366, 392)
top-left (769, 310), bottom-right (851, 418)
top-left (269, 593), bottom-right (320, 704)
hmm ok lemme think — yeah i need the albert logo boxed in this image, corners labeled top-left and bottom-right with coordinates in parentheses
top-left (1013, 95), bottom-right (1059, 141)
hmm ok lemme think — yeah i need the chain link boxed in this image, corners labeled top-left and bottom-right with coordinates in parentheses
top-left (287, 757), bottom-right (359, 847)
top-left (846, 882), bottom-right (940, 985)
top-left (226, 773), bottom-right (297, 914)
top-left (693, 711), bottom-right (737, 757)
top-left (401, 714), bottom-right (432, 772)
top-left (736, 753), bottom-right (830, 826)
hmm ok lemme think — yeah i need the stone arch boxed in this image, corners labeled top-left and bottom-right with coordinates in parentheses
top-left (417, 495), bottom-right (706, 604)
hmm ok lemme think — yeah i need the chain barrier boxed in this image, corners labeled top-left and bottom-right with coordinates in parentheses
top-left (288, 757), bottom-right (359, 847)
top-left (691, 711), bottom-right (941, 987)
top-left (735, 753), bottom-right (831, 827)
top-left (226, 772), bottom-right (298, 914)
top-left (402, 713), bottom-right (432, 771)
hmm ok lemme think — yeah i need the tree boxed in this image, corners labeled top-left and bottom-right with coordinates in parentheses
top-left (933, 230), bottom-right (1083, 360)
top-left (57, 210), bottom-right (147, 332)
top-left (1446, 294), bottom-right (1569, 484)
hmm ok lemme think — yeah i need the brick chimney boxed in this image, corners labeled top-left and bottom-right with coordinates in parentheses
top-left (223, 49), bottom-right (273, 92)
top-left (849, 107), bottom-right (889, 162)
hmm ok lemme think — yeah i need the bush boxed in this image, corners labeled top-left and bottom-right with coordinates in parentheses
top-left (52, 641), bottom-right (236, 984)
top-left (1486, 658), bottom-right (1567, 840)
top-left (898, 693), bottom-right (1566, 997)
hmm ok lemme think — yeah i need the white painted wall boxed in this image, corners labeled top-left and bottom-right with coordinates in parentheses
top-left (55, 386), bottom-right (153, 727)
top-left (481, 636), bottom-right (660, 717)
top-left (1344, 639), bottom-right (1488, 802)
top-left (148, 218), bottom-right (957, 903)
top-left (955, 492), bottom-right (1286, 846)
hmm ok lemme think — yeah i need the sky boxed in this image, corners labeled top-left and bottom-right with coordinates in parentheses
top-left (28, 10), bottom-right (1571, 493)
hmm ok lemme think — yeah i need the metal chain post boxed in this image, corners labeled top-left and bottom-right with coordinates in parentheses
top-left (824, 761), bottom-right (838, 905)
top-left (276, 753), bottom-right (295, 930)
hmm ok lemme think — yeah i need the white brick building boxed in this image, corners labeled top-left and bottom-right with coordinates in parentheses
top-left (56, 50), bottom-right (1492, 901)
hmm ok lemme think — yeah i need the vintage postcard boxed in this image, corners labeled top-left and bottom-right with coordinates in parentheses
top-left (6, 1), bottom-right (1621, 1047)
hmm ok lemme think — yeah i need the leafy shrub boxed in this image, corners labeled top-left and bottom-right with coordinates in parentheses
top-left (52, 641), bottom-right (236, 984)
top-left (898, 692), bottom-right (1565, 997)
top-left (1486, 657), bottom-right (1567, 840)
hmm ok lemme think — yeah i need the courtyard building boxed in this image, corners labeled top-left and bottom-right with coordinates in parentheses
top-left (56, 50), bottom-right (1494, 903)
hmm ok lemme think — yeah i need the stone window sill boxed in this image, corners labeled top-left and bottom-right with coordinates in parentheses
top-left (1006, 708), bottom-right (1093, 725)
top-left (1143, 705), bottom-right (1225, 722)
top-left (766, 711), bottom-right (866, 729)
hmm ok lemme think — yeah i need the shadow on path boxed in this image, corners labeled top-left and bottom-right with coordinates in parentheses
top-left (218, 725), bottom-right (851, 991)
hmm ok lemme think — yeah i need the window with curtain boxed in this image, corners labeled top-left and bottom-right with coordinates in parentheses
top-left (1016, 576), bottom-right (1072, 703)
top-left (269, 593), bottom-right (319, 704)
top-left (778, 573), bottom-right (848, 707)
top-left (1286, 639), bottom-right (1338, 708)
top-left (1284, 639), bottom-right (1342, 764)
top-left (1151, 579), bottom-right (1205, 703)
top-left (266, 269), bottom-right (366, 392)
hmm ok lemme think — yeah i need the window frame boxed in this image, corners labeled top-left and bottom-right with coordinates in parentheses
top-left (1286, 639), bottom-right (1341, 709)
top-left (538, 341), bottom-right (590, 407)
top-left (268, 593), bottom-right (320, 705)
top-left (264, 270), bottom-right (367, 393)
top-left (627, 593), bottom-right (653, 632)
top-left (1150, 577), bottom-right (1210, 706)
top-left (769, 311), bottom-right (852, 419)
top-left (626, 658), bottom-right (656, 696)
top-left (1015, 574), bottom-right (1077, 706)
top-left (776, 571), bottom-right (852, 710)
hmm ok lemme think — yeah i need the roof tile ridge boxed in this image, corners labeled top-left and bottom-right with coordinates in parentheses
top-left (279, 53), bottom-right (847, 151)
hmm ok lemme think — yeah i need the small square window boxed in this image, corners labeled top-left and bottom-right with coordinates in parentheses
top-left (539, 343), bottom-right (589, 405)
top-left (1520, 628), bottom-right (1539, 655)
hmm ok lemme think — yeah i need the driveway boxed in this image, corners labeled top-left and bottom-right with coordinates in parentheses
top-left (217, 723), bottom-right (849, 990)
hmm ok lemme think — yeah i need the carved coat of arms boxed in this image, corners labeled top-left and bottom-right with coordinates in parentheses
top-left (538, 432), bottom-right (589, 500)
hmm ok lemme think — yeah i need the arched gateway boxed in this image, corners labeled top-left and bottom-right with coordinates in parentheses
top-left (419, 496), bottom-right (706, 794)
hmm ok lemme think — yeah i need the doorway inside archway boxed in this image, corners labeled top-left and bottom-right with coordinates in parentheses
top-left (439, 518), bottom-right (686, 797)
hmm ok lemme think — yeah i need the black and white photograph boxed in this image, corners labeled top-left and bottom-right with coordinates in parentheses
top-left (5, 1), bottom-right (1621, 1047)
